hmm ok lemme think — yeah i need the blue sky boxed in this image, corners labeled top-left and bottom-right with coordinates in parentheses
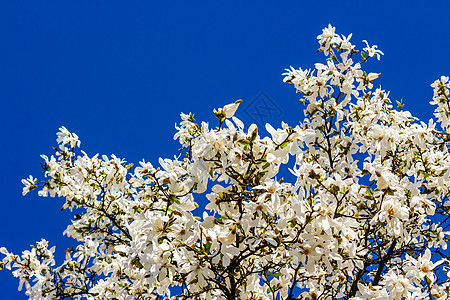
top-left (1, 1), bottom-right (450, 298)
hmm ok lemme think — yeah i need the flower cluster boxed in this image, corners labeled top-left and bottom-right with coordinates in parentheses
top-left (2, 25), bottom-right (450, 300)
top-left (431, 76), bottom-right (450, 131)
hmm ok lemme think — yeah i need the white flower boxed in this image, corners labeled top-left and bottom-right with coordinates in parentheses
top-left (214, 99), bottom-right (243, 120)
top-left (56, 126), bottom-right (80, 148)
top-left (21, 175), bottom-right (37, 196)
top-left (317, 24), bottom-right (337, 55)
top-left (382, 271), bottom-right (416, 299)
top-left (405, 249), bottom-right (445, 284)
top-left (220, 245), bottom-right (240, 267)
top-left (362, 40), bottom-right (384, 60)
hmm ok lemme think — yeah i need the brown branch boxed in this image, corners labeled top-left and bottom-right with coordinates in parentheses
top-left (373, 239), bottom-right (397, 286)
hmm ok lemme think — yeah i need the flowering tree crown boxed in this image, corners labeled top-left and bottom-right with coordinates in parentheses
top-left (2, 25), bottom-right (450, 300)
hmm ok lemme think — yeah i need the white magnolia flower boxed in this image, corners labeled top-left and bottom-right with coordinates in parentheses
top-left (214, 99), bottom-right (243, 120)
top-left (21, 175), bottom-right (37, 196)
top-left (362, 39), bottom-right (384, 60)
top-left (56, 126), bottom-right (80, 148)
top-left (405, 249), bottom-right (445, 284)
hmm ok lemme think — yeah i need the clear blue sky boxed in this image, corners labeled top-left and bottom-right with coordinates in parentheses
top-left (1, 1), bottom-right (450, 298)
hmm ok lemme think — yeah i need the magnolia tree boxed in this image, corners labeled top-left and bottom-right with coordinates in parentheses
top-left (3, 25), bottom-right (450, 300)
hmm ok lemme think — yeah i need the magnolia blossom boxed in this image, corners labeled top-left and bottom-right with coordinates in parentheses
top-left (214, 99), bottom-right (243, 121)
top-left (21, 175), bottom-right (37, 196)
top-left (2, 25), bottom-right (450, 300)
top-left (405, 249), bottom-right (445, 284)
top-left (362, 39), bottom-right (384, 60)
